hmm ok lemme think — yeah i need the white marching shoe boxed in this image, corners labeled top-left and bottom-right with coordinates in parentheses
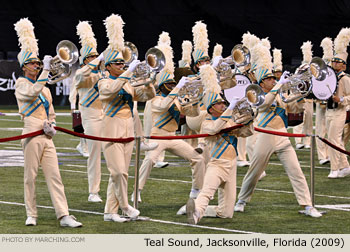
top-left (296, 143), bottom-right (305, 150)
top-left (104, 214), bottom-right (129, 223)
top-left (76, 140), bottom-right (89, 158)
top-left (319, 159), bottom-right (330, 165)
top-left (130, 190), bottom-right (142, 203)
top-left (176, 205), bottom-right (186, 215)
top-left (123, 205), bottom-right (140, 219)
top-left (88, 193), bottom-right (102, 203)
top-left (234, 201), bottom-right (246, 212)
top-left (304, 206), bottom-right (322, 218)
top-left (154, 161), bottom-right (169, 168)
top-left (140, 142), bottom-right (159, 151)
top-left (328, 170), bottom-right (340, 179)
top-left (237, 160), bottom-right (250, 167)
top-left (60, 215), bottom-right (82, 228)
top-left (25, 216), bottom-right (37, 226)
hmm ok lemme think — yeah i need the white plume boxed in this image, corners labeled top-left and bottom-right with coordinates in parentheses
top-left (104, 14), bottom-right (125, 52)
top-left (76, 21), bottom-right (97, 49)
top-left (181, 40), bottom-right (192, 64)
top-left (301, 41), bottom-right (313, 64)
top-left (320, 37), bottom-right (333, 61)
top-left (14, 18), bottom-right (38, 55)
top-left (212, 43), bottom-right (223, 58)
top-left (334, 28), bottom-right (350, 55)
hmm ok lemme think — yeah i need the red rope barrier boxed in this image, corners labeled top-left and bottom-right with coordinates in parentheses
top-left (54, 126), bottom-right (135, 143)
top-left (254, 127), bottom-right (307, 137)
top-left (0, 130), bottom-right (43, 143)
top-left (317, 136), bottom-right (350, 156)
top-left (149, 124), bottom-right (245, 140)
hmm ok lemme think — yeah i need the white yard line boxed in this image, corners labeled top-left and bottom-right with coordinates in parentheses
top-left (0, 200), bottom-right (260, 234)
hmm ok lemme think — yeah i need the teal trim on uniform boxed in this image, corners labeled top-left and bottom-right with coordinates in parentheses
top-left (210, 138), bottom-right (226, 158)
top-left (21, 98), bottom-right (40, 116)
top-left (24, 76), bottom-right (35, 83)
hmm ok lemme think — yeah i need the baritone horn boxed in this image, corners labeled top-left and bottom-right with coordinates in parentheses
top-left (130, 47), bottom-right (165, 87)
top-left (231, 84), bottom-right (265, 121)
top-left (177, 76), bottom-right (204, 106)
top-left (279, 56), bottom-right (327, 103)
top-left (47, 40), bottom-right (79, 84)
top-left (214, 44), bottom-right (251, 82)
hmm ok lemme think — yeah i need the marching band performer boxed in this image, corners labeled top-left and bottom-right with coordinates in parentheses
top-left (136, 31), bottom-right (205, 202)
top-left (98, 14), bottom-right (156, 222)
top-left (233, 43), bottom-right (322, 218)
top-left (186, 21), bottom-right (236, 155)
top-left (326, 28), bottom-right (350, 178)
top-left (14, 18), bottom-right (82, 227)
top-left (293, 41), bottom-right (314, 149)
top-left (74, 21), bottom-right (104, 203)
top-left (315, 37), bottom-right (332, 165)
top-left (186, 64), bottom-right (254, 224)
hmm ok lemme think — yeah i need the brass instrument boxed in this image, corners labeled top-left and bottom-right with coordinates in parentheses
top-left (231, 84), bottom-right (265, 121)
top-left (177, 76), bottom-right (204, 106)
top-left (214, 44), bottom-right (251, 82)
top-left (130, 47), bottom-right (165, 87)
top-left (279, 57), bottom-right (327, 103)
top-left (47, 40), bottom-right (79, 84)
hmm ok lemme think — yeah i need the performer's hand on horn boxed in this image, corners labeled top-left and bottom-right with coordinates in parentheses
top-left (277, 71), bottom-right (290, 85)
top-left (128, 59), bottom-right (141, 72)
top-left (42, 55), bottom-right (52, 71)
top-left (176, 76), bottom-right (189, 89)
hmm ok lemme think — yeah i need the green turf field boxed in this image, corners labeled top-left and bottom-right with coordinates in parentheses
top-left (0, 107), bottom-right (350, 234)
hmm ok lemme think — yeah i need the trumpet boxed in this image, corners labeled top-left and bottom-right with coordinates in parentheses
top-left (214, 44), bottom-right (251, 82)
top-left (279, 57), bottom-right (327, 103)
top-left (47, 40), bottom-right (79, 84)
top-left (129, 47), bottom-right (165, 87)
top-left (177, 76), bottom-right (204, 106)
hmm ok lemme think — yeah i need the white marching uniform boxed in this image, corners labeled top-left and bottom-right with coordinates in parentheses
top-left (15, 71), bottom-right (70, 219)
top-left (326, 71), bottom-right (350, 172)
top-left (237, 83), bottom-right (313, 207)
top-left (138, 87), bottom-right (205, 192)
top-left (98, 71), bottom-right (156, 214)
top-left (74, 58), bottom-right (103, 195)
top-left (194, 109), bottom-right (253, 220)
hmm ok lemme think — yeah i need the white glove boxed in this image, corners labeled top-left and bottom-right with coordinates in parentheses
top-left (228, 96), bottom-right (240, 110)
top-left (43, 121), bottom-right (56, 138)
top-left (97, 52), bottom-right (104, 62)
top-left (212, 56), bottom-right (223, 69)
top-left (176, 76), bottom-right (189, 89)
top-left (42, 55), bottom-right (52, 71)
top-left (277, 71), bottom-right (290, 85)
top-left (128, 60), bottom-right (141, 72)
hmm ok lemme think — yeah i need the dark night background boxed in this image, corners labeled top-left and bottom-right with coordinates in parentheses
top-left (1, 0), bottom-right (350, 66)
top-left (1, 0), bottom-right (350, 105)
